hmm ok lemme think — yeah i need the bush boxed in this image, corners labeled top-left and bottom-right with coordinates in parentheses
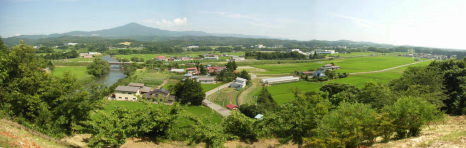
top-left (223, 111), bottom-right (258, 143)
top-left (383, 96), bottom-right (442, 139)
top-left (312, 102), bottom-right (379, 147)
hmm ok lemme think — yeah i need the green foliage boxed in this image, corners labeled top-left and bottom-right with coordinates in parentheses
top-left (225, 60), bottom-right (237, 71)
top-left (313, 102), bottom-right (379, 148)
top-left (320, 83), bottom-right (360, 105)
top-left (390, 66), bottom-right (447, 108)
top-left (0, 41), bottom-right (104, 137)
top-left (428, 59), bottom-right (466, 115)
top-left (185, 116), bottom-right (227, 148)
top-left (223, 111), bottom-right (258, 143)
top-left (256, 87), bottom-right (278, 112)
top-left (238, 70), bottom-right (251, 82)
top-left (216, 69), bottom-right (236, 82)
top-left (262, 93), bottom-right (331, 145)
top-left (174, 79), bottom-right (205, 105)
top-left (357, 82), bottom-right (395, 109)
top-left (83, 104), bottom-right (180, 147)
top-left (86, 58), bottom-right (110, 78)
top-left (383, 96), bottom-right (442, 139)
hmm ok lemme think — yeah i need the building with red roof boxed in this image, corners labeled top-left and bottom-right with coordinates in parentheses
top-left (226, 104), bottom-right (238, 110)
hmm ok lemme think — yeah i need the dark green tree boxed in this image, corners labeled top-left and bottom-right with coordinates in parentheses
top-left (87, 58), bottom-right (110, 78)
top-left (223, 111), bottom-right (258, 143)
top-left (357, 82), bottom-right (395, 109)
top-left (174, 79), bottom-right (205, 105)
top-left (225, 60), bottom-right (237, 71)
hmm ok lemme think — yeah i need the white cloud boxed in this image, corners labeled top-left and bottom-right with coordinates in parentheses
top-left (142, 17), bottom-right (188, 27)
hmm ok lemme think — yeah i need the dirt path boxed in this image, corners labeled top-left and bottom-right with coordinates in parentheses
top-left (157, 79), bottom-right (169, 89)
top-left (203, 82), bottom-right (232, 117)
top-left (350, 61), bottom-right (424, 75)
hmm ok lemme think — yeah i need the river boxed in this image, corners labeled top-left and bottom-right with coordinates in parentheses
top-left (96, 55), bottom-right (127, 86)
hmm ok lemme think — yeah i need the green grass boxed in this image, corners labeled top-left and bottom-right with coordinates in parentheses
top-left (201, 83), bottom-right (224, 92)
top-left (52, 66), bottom-right (93, 81)
top-left (267, 60), bottom-right (431, 104)
top-left (252, 56), bottom-right (415, 74)
top-left (130, 69), bottom-right (170, 88)
top-left (96, 101), bottom-right (223, 126)
top-left (208, 88), bottom-right (241, 106)
top-left (113, 51), bottom-right (244, 61)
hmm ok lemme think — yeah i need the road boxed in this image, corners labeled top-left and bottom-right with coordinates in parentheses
top-left (203, 82), bottom-right (232, 117)
top-left (349, 61), bottom-right (424, 75)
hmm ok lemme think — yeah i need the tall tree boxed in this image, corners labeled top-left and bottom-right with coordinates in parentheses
top-left (174, 79), bottom-right (205, 105)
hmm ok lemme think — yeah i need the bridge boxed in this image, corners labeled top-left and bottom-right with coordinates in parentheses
top-left (108, 61), bottom-right (134, 65)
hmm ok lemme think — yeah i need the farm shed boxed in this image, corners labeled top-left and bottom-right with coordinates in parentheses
top-left (261, 76), bottom-right (299, 84)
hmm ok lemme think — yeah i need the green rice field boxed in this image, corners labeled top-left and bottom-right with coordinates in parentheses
top-left (52, 66), bottom-right (93, 81)
top-left (266, 60), bottom-right (431, 104)
top-left (113, 51), bottom-right (245, 61)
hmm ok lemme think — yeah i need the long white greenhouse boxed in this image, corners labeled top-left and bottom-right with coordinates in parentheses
top-left (261, 76), bottom-right (300, 84)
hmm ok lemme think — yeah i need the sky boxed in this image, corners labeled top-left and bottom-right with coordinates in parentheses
top-left (1, 0), bottom-right (466, 49)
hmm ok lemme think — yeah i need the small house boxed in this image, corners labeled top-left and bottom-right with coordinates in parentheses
top-left (196, 76), bottom-right (216, 84)
top-left (207, 66), bottom-right (226, 74)
top-left (186, 67), bottom-right (199, 75)
top-left (230, 77), bottom-right (247, 88)
top-left (226, 104), bottom-right (239, 110)
top-left (155, 56), bottom-right (167, 61)
top-left (145, 89), bottom-right (176, 104)
top-left (112, 86), bottom-right (141, 101)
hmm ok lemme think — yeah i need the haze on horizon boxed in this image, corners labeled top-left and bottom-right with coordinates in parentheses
top-left (1, 0), bottom-right (466, 50)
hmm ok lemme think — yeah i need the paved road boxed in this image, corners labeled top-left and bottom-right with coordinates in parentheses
top-left (350, 61), bottom-right (424, 75)
top-left (203, 82), bottom-right (232, 117)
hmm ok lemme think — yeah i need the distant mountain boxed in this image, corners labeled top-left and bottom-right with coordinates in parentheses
top-left (10, 23), bottom-right (270, 40)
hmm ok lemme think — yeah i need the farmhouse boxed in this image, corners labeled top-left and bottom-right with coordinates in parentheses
top-left (65, 42), bottom-right (78, 46)
top-left (186, 67), bottom-right (199, 75)
top-left (207, 66), bottom-right (226, 74)
top-left (79, 52), bottom-right (101, 58)
top-left (119, 41), bottom-right (131, 46)
top-left (261, 76), bottom-right (300, 84)
top-left (145, 89), bottom-right (176, 104)
top-left (321, 64), bottom-right (340, 70)
top-left (203, 54), bottom-right (219, 60)
top-left (230, 77), bottom-right (247, 88)
top-left (155, 56), bottom-right (168, 61)
top-left (231, 56), bottom-right (245, 61)
top-left (196, 76), bottom-right (216, 84)
top-left (109, 83), bottom-right (152, 101)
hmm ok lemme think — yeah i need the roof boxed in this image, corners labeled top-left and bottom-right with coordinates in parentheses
top-left (262, 76), bottom-right (299, 83)
top-left (186, 67), bottom-right (197, 70)
top-left (140, 86), bottom-right (152, 93)
top-left (254, 114), bottom-right (264, 119)
top-left (226, 104), bottom-right (239, 109)
top-left (197, 77), bottom-right (215, 81)
top-left (128, 83), bottom-right (144, 87)
top-left (236, 77), bottom-right (247, 82)
top-left (115, 86), bottom-right (140, 93)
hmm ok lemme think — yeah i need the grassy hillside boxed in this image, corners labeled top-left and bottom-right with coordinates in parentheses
top-left (0, 119), bottom-right (68, 148)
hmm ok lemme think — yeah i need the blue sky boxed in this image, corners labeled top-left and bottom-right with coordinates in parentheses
top-left (1, 0), bottom-right (466, 49)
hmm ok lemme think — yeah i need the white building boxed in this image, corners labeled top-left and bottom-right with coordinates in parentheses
top-left (230, 77), bottom-right (247, 88)
top-left (291, 49), bottom-right (312, 56)
top-left (256, 44), bottom-right (266, 48)
top-left (170, 68), bottom-right (185, 73)
top-left (261, 76), bottom-right (299, 84)
top-left (187, 45), bottom-right (199, 49)
top-left (315, 49), bottom-right (337, 54)
top-left (231, 56), bottom-right (245, 61)
top-left (65, 42), bottom-right (78, 46)
top-left (203, 56), bottom-right (219, 60)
